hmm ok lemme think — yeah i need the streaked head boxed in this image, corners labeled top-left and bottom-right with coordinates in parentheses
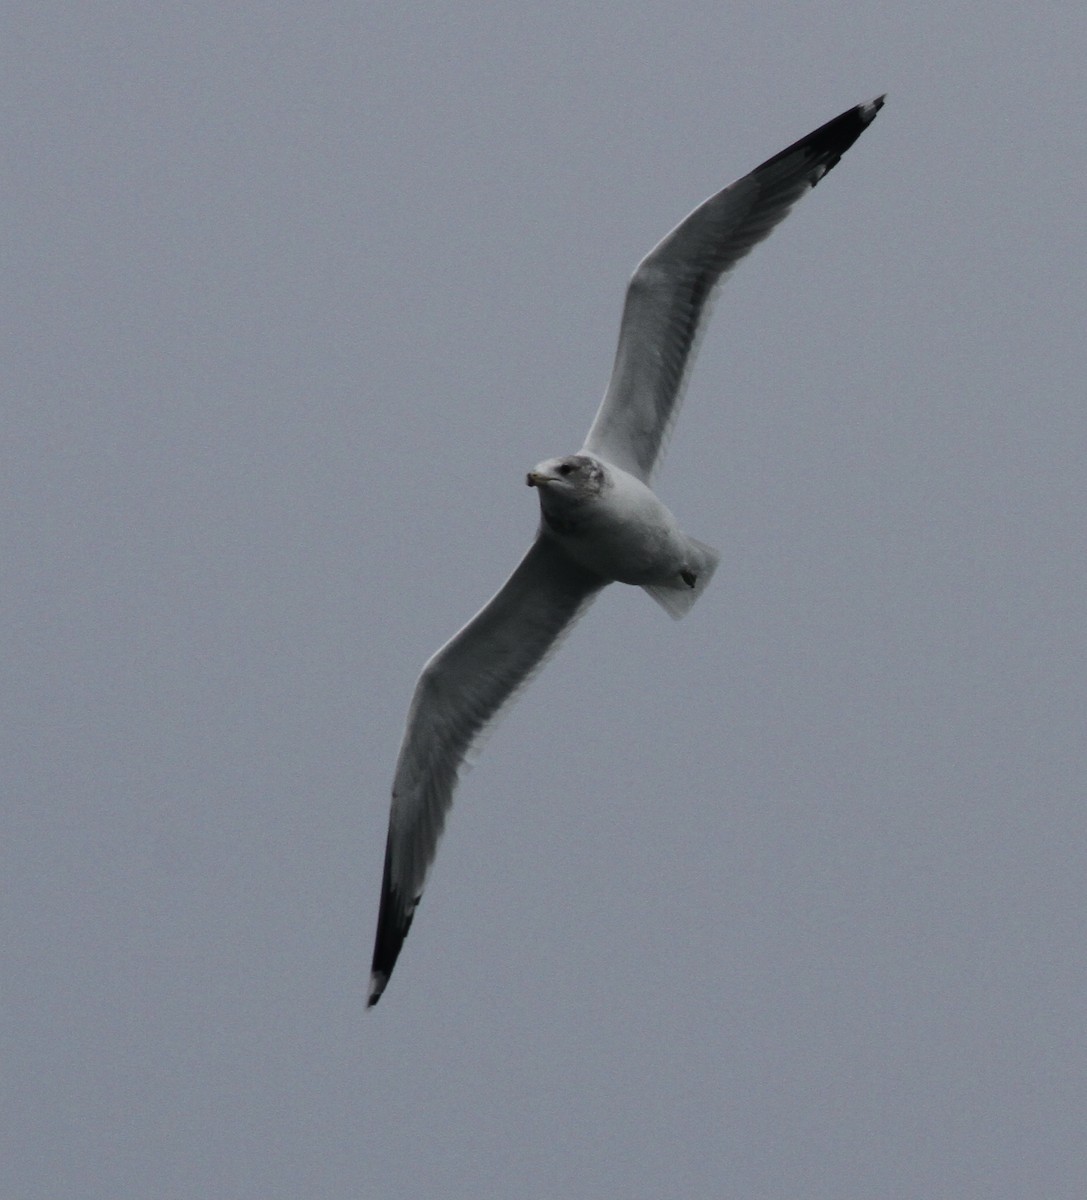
top-left (525, 454), bottom-right (605, 498)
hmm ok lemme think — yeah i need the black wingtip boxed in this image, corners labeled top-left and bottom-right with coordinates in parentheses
top-left (367, 897), bottom-right (415, 1009)
top-left (757, 95), bottom-right (886, 182)
top-left (367, 973), bottom-right (387, 1009)
top-left (366, 833), bottom-right (420, 1009)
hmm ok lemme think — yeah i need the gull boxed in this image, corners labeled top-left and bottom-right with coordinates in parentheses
top-left (367, 96), bottom-right (884, 1006)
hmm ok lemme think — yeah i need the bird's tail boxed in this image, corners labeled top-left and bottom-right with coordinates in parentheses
top-left (642, 537), bottom-right (719, 620)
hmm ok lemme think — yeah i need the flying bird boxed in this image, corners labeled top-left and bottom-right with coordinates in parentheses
top-left (368, 96), bottom-right (884, 1006)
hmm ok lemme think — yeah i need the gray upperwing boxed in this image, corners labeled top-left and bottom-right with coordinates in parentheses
top-left (582, 96), bottom-right (884, 482)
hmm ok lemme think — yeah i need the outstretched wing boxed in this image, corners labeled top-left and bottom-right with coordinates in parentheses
top-left (368, 534), bottom-right (605, 1006)
top-left (582, 96), bottom-right (884, 482)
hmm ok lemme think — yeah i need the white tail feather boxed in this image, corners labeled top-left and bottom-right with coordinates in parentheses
top-left (642, 537), bottom-right (719, 620)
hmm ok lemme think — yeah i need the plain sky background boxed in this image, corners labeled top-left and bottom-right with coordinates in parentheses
top-left (5, 2), bottom-right (1086, 1197)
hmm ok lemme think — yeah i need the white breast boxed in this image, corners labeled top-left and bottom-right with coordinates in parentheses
top-left (548, 461), bottom-right (690, 585)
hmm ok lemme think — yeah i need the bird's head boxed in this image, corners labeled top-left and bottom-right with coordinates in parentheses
top-left (525, 454), bottom-right (605, 499)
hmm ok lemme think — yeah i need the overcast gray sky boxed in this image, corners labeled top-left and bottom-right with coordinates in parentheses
top-left (5, 3), bottom-right (1087, 1197)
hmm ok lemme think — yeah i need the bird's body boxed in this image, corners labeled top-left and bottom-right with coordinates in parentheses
top-left (528, 453), bottom-right (714, 600)
top-left (367, 96), bottom-right (884, 1006)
